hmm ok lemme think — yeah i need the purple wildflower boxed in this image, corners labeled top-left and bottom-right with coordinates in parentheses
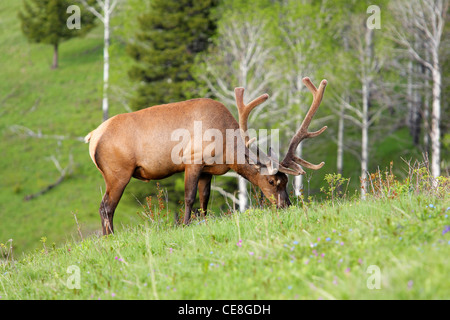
top-left (407, 280), bottom-right (414, 290)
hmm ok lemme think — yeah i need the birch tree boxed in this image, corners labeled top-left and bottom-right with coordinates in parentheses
top-left (322, 3), bottom-right (353, 179)
top-left (389, 0), bottom-right (448, 178)
top-left (338, 17), bottom-right (388, 199)
top-left (79, 0), bottom-right (119, 122)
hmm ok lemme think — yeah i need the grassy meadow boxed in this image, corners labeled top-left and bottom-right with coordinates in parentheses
top-left (1, 191), bottom-right (449, 300)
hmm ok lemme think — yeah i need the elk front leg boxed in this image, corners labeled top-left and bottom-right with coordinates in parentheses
top-left (197, 173), bottom-right (212, 218)
top-left (184, 165), bottom-right (203, 224)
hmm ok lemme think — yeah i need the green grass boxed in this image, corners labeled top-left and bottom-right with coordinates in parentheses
top-left (1, 194), bottom-right (449, 300)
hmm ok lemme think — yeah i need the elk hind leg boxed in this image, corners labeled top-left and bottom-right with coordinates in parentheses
top-left (99, 173), bottom-right (131, 235)
top-left (184, 165), bottom-right (203, 225)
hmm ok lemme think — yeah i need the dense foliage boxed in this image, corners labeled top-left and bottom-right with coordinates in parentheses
top-left (127, 0), bottom-right (219, 109)
top-left (18, 0), bottom-right (96, 68)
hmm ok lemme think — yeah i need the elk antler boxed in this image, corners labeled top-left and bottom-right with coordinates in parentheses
top-left (279, 77), bottom-right (328, 176)
top-left (234, 87), bottom-right (279, 174)
top-left (234, 87), bottom-right (269, 147)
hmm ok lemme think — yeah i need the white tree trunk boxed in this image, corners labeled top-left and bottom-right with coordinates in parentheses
top-left (237, 52), bottom-right (249, 212)
top-left (337, 103), bottom-right (345, 175)
top-left (360, 28), bottom-right (373, 200)
top-left (423, 50), bottom-right (431, 153)
top-left (430, 54), bottom-right (441, 178)
top-left (238, 176), bottom-right (248, 212)
top-left (361, 81), bottom-right (369, 199)
top-left (102, 0), bottom-right (110, 122)
top-left (80, 0), bottom-right (118, 122)
top-left (293, 142), bottom-right (303, 197)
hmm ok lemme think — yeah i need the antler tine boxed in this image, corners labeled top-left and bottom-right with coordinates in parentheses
top-left (234, 87), bottom-right (269, 146)
top-left (280, 77), bottom-right (328, 175)
top-left (298, 77), bottom-right (327, 134)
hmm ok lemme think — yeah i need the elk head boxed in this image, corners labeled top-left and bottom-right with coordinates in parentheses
top-left (234, 77), bottom-right (328, 208)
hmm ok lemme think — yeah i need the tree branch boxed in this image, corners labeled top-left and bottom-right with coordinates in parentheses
top-left (24, 155), bottom-right (74, 201)
top-left (78, 0), bottom-right (105, 24)
top-left (211, 186), bottom-right (239, 207)
top-left (9, 125), bottom-right (85, 143)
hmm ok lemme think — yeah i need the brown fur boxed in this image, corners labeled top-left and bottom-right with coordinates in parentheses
top-left (86, 98), bottom-right (290, 235)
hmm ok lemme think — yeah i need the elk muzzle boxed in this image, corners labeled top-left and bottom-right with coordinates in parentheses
top-left (276, 190), bottom-right (291, 209)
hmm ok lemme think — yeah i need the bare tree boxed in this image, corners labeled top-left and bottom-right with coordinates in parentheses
top-left (338, 19), bottom-right (388, 199)
top-left (389, 0), bottom-right (448, 178)
top-left (328, 26), bottom-right (352, 179)
top-left (24, 155), bottom-right (74, 201)
top-left (335, 98), bottom-right (346, 176)
top-left (79, 0), bottom-right (120, 122)
top-left (9, 125), bottom-right (85, 142)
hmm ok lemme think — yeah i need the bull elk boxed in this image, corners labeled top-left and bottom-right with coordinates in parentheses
top-left (85, 77), bottom-right (328, 235)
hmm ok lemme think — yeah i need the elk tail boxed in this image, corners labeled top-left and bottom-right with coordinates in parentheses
top-left (84, 131), bottom-right (94, 144)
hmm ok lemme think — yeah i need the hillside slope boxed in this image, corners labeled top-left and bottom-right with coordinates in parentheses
top-left (0, 0), bottom-right (141, 253)
top-left (1, 195), bottom-right (449, 299)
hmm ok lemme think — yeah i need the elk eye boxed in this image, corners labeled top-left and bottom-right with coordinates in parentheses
top-left (269, 180), bottom-right (274, 185)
